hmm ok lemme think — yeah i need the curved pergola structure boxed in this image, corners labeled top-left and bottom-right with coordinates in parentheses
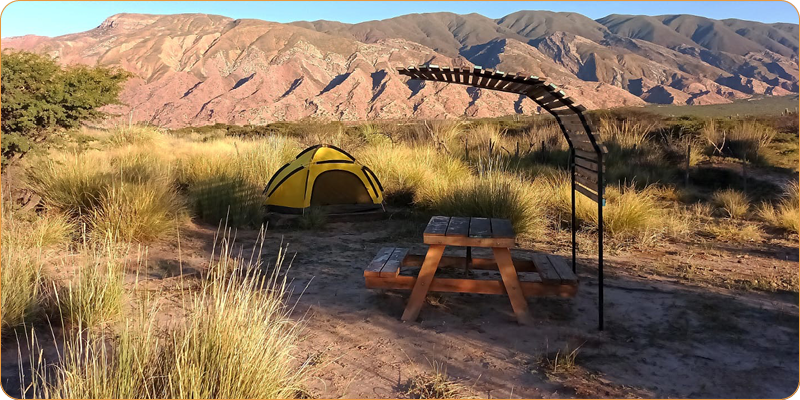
top-left (398, 64), bottom-right (608, 330)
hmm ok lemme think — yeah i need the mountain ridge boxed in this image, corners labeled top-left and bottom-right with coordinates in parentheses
top-left (2, 10), bottom-right (797, 128)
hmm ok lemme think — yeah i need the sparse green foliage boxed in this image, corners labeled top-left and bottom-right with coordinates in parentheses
top-left (1, 51), bottom-right (130, 163)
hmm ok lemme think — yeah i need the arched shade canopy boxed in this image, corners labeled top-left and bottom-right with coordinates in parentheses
top-left (398, 64), bottom-right (608, 330)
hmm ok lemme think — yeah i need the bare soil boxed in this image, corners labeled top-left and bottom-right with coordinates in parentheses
top-left (172, 217), bottom-right (798, 398)
top-left (3, 215), bottom-right (798, 399)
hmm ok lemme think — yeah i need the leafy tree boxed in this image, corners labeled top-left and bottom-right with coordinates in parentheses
top-left (1, 51), bottom-right (130, 164)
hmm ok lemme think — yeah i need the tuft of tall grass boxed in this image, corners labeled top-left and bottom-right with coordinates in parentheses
top-left (599, 118), bottom-right (656, 149)
top-left (56, 241), bottom-right (125, 328)
top-left (27, 153), bottom-right (111, 216)
top-left (1, 246), bottom-right (43, 333)
top-left (1, 200), bottom-right (64, 332)
top-left (90, 181), bottom-right (186, 243)
top-left (26, 229), bottom-right (307, 399)
top-left (758, 182), bottom-right (799, 233)
top-left (703, 119), bottom-right (777, 160)
top-left (418, 157), bottom-right (544, 235)
top-left (545, 173), bottom-right (666, 241)
top-left (357, 144), bottom-right (469, 205)
top-left (711, 189), bottom-right (750, 219)
top-left (106, 125), bottom-right (161, 147)
top-left (175, 138), bottom-right (297, 227)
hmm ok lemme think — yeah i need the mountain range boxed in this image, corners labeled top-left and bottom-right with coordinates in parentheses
top-left (2, 11), bottom-right (798, 128)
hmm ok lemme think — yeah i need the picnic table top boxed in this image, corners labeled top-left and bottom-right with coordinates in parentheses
top-left (423, 216), bottom-right (516, 248)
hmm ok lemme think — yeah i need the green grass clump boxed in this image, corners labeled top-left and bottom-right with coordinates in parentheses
top-left (711, 189), bottom-right (750, 219)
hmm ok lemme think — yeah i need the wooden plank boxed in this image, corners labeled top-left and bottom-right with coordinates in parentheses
top-left (445, 216), bottom-right (470, 237)
top-left (403, 255), bottom-right (537, 272)
top-left (401, 244), bottom-right (445, 321)
top-left (547, 255), bottom-right (578, 285)
top-left (575, 173), bottom-right (599, 191)
top-left (440, 66), bottom-right (454, 82)
top-left (532, 254), bottom-right (561, 284)
top-left (366, 276), bottom-right (577, 297)
top-left (575, 182), bottom-right (601, 203)
top-left (574, 149), bottom-right (600, 161)
top-left (518, 271), bottom-right (543, 283)
top-left (424, 235), bottom-right (515, 248)
top-left (424, 216), bottom-right (450, 236)
top-left (572, 139), bottom-right (605, 154)
top-left (575, 164), bottom-right (598, 180)
top-left (364, 247), bottom-right (394, 277)
top-left (494, 247), bottom-right (531, 324)
top-left (469, 217), bottom-right (492, 238)
top-left (381, 248), bottom-right (409, 278)
top-left (490, 218), bottom-right (515, 238)
top-left (575, 157), bottom-right (603, 172)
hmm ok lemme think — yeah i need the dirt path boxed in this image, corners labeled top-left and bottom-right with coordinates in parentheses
top-left (220, 219), bottom-right (798, 398)
top-left (3, 218), bottom-right (796, 399)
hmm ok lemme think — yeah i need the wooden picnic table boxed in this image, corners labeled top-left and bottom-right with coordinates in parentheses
top-left (364, 216), bottom-right (578, 324)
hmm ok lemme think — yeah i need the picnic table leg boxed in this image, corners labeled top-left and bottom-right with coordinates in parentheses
top-left (493, 247), bottom-right (531, 325)
top-left (401, 244), bottom-right (445, 322)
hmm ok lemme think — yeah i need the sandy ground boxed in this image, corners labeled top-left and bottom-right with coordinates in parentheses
top-left (3, 216), bottom-right (798, 399)
top-left (177, 217), bottom-right (798, 398)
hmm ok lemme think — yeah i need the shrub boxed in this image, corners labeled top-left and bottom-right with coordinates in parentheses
top-left (1, 51), bottom-right (130, 163)
top-left (711, 189), bottom-right (750, 219)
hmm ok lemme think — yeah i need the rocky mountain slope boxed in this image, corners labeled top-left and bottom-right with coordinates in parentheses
top-left (2, 11), bottom-right (797, 128)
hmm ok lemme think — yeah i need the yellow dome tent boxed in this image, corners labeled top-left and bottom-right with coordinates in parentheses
top-left (264, 144), bottom-right (384, 214)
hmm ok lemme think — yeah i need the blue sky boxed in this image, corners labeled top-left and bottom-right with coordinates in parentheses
top-left (2, 1), bottom-right (798, 38)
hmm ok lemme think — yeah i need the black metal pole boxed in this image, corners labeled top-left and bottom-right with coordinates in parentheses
top-left (598, 152), bottom-right (604, 331)
top-left (571, 149), bottom-right (577, 274)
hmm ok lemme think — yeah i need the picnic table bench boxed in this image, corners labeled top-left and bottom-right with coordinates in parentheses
top-left (364, 216), bottom-right (578, 324)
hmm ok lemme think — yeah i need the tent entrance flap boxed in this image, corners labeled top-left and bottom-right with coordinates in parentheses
top-left (265, 144), bottom-right (384, 214)
top-left (311, 170), bottom-right (373, 206)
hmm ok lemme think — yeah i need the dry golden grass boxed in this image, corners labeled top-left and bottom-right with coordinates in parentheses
top-left (406, 360), bottom-right (463, 399)
top-left (711, 189), bottom-right (750, 219)
top-left (24, 229), bottom-right (307, 399)
top-left (758, 182), bottom-right (799, 233)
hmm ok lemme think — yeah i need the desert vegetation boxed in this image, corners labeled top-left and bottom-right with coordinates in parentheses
top-left (1, 53), bottom-right (797, 398)
top-left (3, 106), bottom-right (797, 396)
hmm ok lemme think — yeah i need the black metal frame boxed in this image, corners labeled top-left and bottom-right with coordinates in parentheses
top-left (397, 65), bottom-right (607, 330)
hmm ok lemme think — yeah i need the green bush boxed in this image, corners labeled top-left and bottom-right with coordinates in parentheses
top-left (1, 51), bottom-right (129, 164)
